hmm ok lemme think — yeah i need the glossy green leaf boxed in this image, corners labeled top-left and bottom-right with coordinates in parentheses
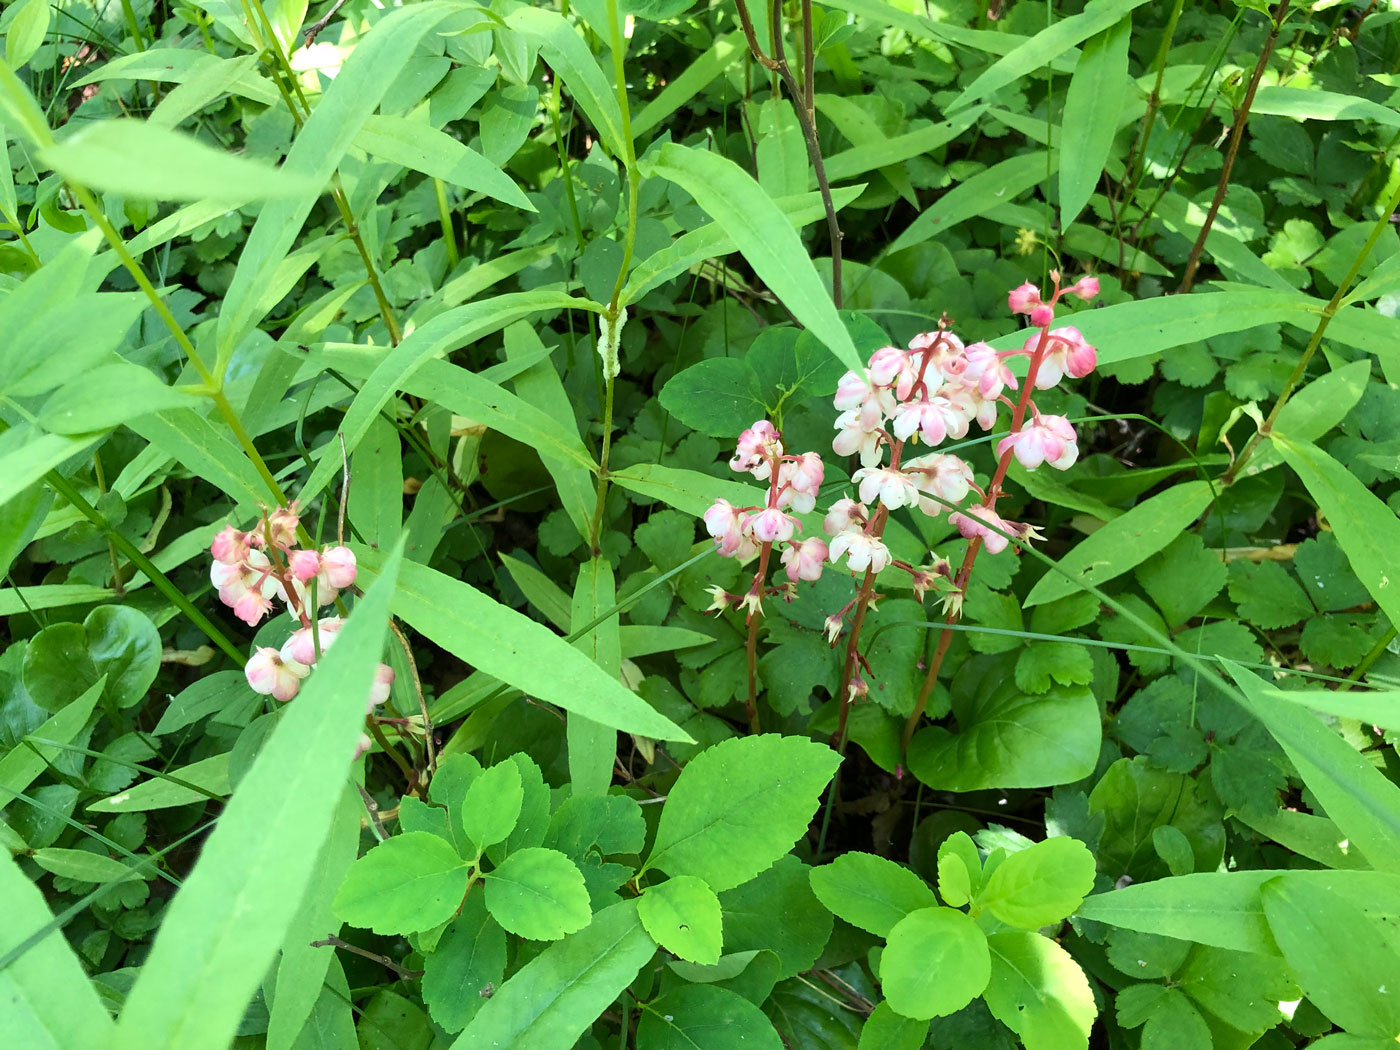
top-left (978, 837), bottom-right (1097, 930)
top-left (1025, 481), bottom-right (1215, 606)
top-left (880, 907), bottom-right (990, 1020)
top-left (355, 549), bottom-right (689, 741)
top-left (1059, 14), bottom-right (1131, 226)
top-left (484, 847), bottom-right (591, 940)
top-left (808, 852), bottom-right (938, 937)
top-left (461, 760), bottom-right (524, 854)
top-left (642, 734), bottom-right (841, 892)
top-left (858, 1002), bottom-right (929, 1050)
top-left (334, 832), bottom-right (471, 936)
top-left (452, 899), bottom-right (655, 1049)
top-left (983, 930), bottom-right (1096, 1050)
top-left (637, 984), bottom-right (784, 1050)
top-left (638, 142), bottom-right (863, 376)
top-left (110, 542), bottom-right (404, 1050)
top-left (638, 875), bottom-right (723, 965)
top-left (659, 358), bottom-right (769, 439)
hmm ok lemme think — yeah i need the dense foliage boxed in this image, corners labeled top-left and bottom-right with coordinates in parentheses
top-left (3, 0), bottom-right (1400, 1048)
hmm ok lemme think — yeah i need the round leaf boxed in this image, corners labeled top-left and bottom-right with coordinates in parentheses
top-left (639, 875), bottom-right (723, 965)
top-left (21, 622), bottom-right (99, 712)
top-left (658, 358), bottom-right (768, 439)
top-left (461, 759), bottom-right (524, 855)
top-left (859, 1001), bottom-right (929, 1050)
top-left (809, 852), bottom-right (938, 937)
top-left (333, 832), bottom-right (470, 935)
top-left (484, 847), bottom-right (591, 940)
top-left (85, 605), bottom-right (161, 709)
top-left (979, 837), bottom-right (1097, 929)
top-left (880, 907), bottom-right (990, 1020)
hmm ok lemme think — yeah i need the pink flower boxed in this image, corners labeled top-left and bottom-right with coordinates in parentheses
top-left (853, 465), bottom-right (921, 510)
top-left (867, 347), bottom-right (913, 389)
top-left (997, 415), bottom-right (1079, 470)
top-left (963, 342), bottom-right (1016, 400)
top-left (281, 617), bottom-right (345, 666)
top-left (1029, 304), bottom-right (1054, 328)
top-left (210, 526), bottom-right (250, 565)
top-left (232, 589), bottom-right (274, 626)
top-left (905, 453), bottom-right (974, 506)
top-left (287, 548), bottom-right (321, 582)
top-left (353, 733), bottom-right (373, 760)
top-left (319, 546), bottom-right (358, 590)
top-left (828, 531), bottom-right (891, 574)
top-left (748, 508), bottom-right (797, 544)
top-left (267, 504), bottom-right (301, 549)
top-left (1066, 275), bottom-right (1100, 301)
top-left (824, 498), bottom-right (867, 536)
top-left (891, 396), bottom-right (968, 446)
top-left (834, 371), bottom-right (894, 430)
top-left (1032, 327), bottom-right (1097, 389)
top-left (781, 538), bottom-right (828, 582)
top-left (777, 452), bottom-right (824, 514)
top-left (950, 505), bottom-right (1015, 555)
top-left (246, 647), bottom-right (309, 701)
top-left (703, 499), bottom-right (747, 557)
top-left (832, 410), bottom-right (885, 467)
top-left (1008, 281), bottom-right (1043, 315)
top-left (368, 663), bottom-right (395, 712)
top-left (731, 420), bottom-right (783, 478)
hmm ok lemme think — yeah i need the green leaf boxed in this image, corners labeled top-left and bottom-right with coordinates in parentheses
top-left (938, 832), bottom-right (984, 908)
top-left (1225, 662), bottom-right (1400, 876)
top-left (858, 1002), bottom-right (929, 1050)
top-left (39, 120), bottom-right (318, 202)
top-left (638, 875), bottom-right (723, 965)
top-left (1227, 560), bottom-right (1314, 629)
top-left (1271, 435), bottom-right (1400, 634)
top-left (659, 358), bottom-right (768, 439)
top-left (978, 837), bottom-right (1096, 930)
top-left (637, 984), bottom-right (784, 1050)
top-left (355, 550), bottom-right (690, 742)
top-left (1128, 987), bottom-right (1211, 1050)
top-left (1175, 944), bottom-right (1296, 1035)
top-left (484, 847), bottom-right (591, 940)
top-left (1025, 481), bottom-right (1215, 606)
top-left (891, 151), bottom-right (1052, 253)
top-left (110, 542), bottom-right (405, 1050)
top-left (1089, 758), bottom-right (1224, 883)
top-left (461, 760), bottom-right (524, 855)
top-left (642, 734), bottom-right (841, 892)
top-left (1135, 534), bottom-right (1226, 630)
top-left (907, 676), bottom-right (1099, 791)
top-left (1059, 14), bottom-right (1131, 226)
top-left (86, 753), bottom-right (230, 813)
top-left (807, 852), bottom-right (938, 937)
top-left (880, 907), bottom-right (990, 1020)
top-left (4, 0), bottom-right (50, 71)
top-left (32, 848), bottom-right (138, 884)
top-left (422, 893), bottom-right (506, 1033)
top-left (638, 143), bottom-right (863, 377)
top-left (1014, 643), bottom-right (1094, 694)
top-left (452, 898), bottom-right (655, 1049)
top-left (0, 849), bottom-right (116, 1048)
top-left (568, 557), bottom-right (622, 799)
top-left (1252, 84), bottom-right (1400, 128)
top-left (1263, 875), bottom-right (1400, 1038)
top-left (632, 33), bottom-right (743, 134)
top-left (84, 606), bottom-right (161, 710)
top-left (334, 832), bottom-right (470, 936)
top-left (983, 930), bottom-right (1096, 1050)
top-left (0, 678), bottom-right (103, 813)
top-left (38, 362), bottom-right (194, 435)
top-left (355, 114), bottom-right (534, 210)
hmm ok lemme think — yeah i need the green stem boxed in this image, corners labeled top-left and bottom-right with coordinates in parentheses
top-left (1225, 173), bottom-right (1400, 482)
top-left (433, 178), bottom-right (460, 269)
top-left (117, 0), bottom-right (147, 50)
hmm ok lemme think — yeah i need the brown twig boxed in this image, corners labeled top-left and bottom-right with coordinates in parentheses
top-left (302, 0), bottom-right (351, 48)
top-left (1177, 0), bottom-right (1291, 294)
top-left (310, 934), bottom-right (424, 980)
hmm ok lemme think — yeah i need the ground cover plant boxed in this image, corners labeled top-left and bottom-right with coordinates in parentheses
top-left (4, 0), bottom-right (1400, 1047)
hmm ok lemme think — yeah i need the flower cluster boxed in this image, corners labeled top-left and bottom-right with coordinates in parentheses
top-left (210, 506), bottom-right (394, 730)
top-left (702, 422), bottom-right (829, 617)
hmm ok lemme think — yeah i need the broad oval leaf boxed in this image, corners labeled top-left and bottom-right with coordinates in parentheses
top-left (483, 847), bottom-right (591, 940)
top-left (333, 831), bottom-right (470, 936)
top-left (984, 930), bottom-right (1096, 1050)
top-left (643, 734), bottom-right (841, 892)
top-left (638, 875), bottom-right (724, 965)
top-left (461, 760), bottom-right (524, 855)
top-left (637, 983), bottom-right (784, 1050)
top-left (880, 907), bottom-right (990, 1020)
top-left (808, 852), bottom-right (938, 937)
top-left (858, 1001), bottom-right (929, 1050)
top-left (978, 837), bottom-right (1097, 930)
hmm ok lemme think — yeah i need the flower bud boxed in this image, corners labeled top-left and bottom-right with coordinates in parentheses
top-left (287, 548), bottom-right (321, 582)
top-left (781, 538), bottom-right (829, 582)
top-left (1008, 281), bottom-right (1043, 315)
top-left (1067, 275), bottom-right (1100, 301)
top-left (1029, 304), bottom-right (1055, 328)
top-left (267, 505), bottom-right (301, 548)
top-left (367, 663), bottom-right (395, 713)
top-left (210, 526), bottom-right (249, 565)
top-left (246, 646), bottom-right (309, 701)
top-left (319, 546), bottom-right (358, 589)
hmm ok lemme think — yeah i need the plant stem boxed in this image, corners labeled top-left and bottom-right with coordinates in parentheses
top-left (433, 178), bottom-right (460, 269)
top-left (901, 324), bottom-right (1055, 758)
top-left (1225, 175), bottom-right (1400, 483)
top-left (743, 540), bottom-right (775, 735)
top-left (1178, 0), bottom-right (1291, 294)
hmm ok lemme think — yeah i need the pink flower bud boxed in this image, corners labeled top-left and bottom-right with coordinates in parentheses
top-left (1008, 281), bottom-right (1043, 315)
top-left (319, 546), bottom-right (357, 590)
top-left (950, 505), bottom-right (1014, 555)
top-left (287, 548), bottom-right (321, 582)
top-left (748, 508), bottom-right (797, 544)
top-left (281, 617), bottom-right (345, 666)
top-left (781, 538), bottom-right (828, 582)
top-left (777, 452), bottom-right (825, 514)
top-left (367, 663), bottom-right (395, 713)
top-left (1029, 304), bottom-right (1055, 328)
top-left (210, 526), bottom-right (249, 565)
top-left (232, 589), bottom-right (274, 626)
top-left (703, 499), bottom-right (747, 557)
top-left (1067, 275), bottom-right (1100, 301)
top-left (1033, 327), bottom-right (1098, 389)
top-left (246, 646), bottom-right (309, 701)
top-left (353, 733), bottom-right (373, 760)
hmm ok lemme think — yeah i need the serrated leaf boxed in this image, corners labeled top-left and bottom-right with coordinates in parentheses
top-left (333, 832), bottom-right (470, 935)
top-left (880, 907), bottom-right (990, 1020)
top-left (1135, 534), bottom-right (1226, 629)
top-left (421, 893), bottom-right (506, 1033)
top-left (461, 760), bottom-right (524, 855)
top-left (808, 852), bottom-right (938, 937)
top-left (977, 837), bottom-right (1096, 930)
top-left (1014, 643), bottom-right (1094, 694)
top-left (484, 847), bottom-right (591, 940)
top-left (1227, 560), bottom-right (1314, 629)
top-left (638, 875), bottom-right (723, 964)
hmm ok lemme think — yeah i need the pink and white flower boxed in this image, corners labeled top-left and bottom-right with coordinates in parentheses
top-left (777, 452), bottom-right (824, 513)
top-left (834, 371), bottom-right (895, 430)
top-left (731, 420), bottom-right (783, 478)
top-left (962, 342), bottom-right (1016, 400)
top-left (704, 499), bottom-right (748, 556)
top-left (905, 453), bottom-right (974, 506)
top-left (319, 546), bottom-right (358, 590)
top-left (781, 538), bottom-right (829, 582)
top-left (281, 617), bottom-right (345, 666)
top-left (950, 505), bottom-right (1017, 555)
top-left (1030, 327), bottom-right (1097, 389)
top-left (891, 395), bottom-right (968, 446)
top-left (853, 465), bottom-right (921, 510)
top-left (1008, 281), bottom-right (1043, 315)
top-left (997, 414), bottom-right (1079, 470)
top-left (832, 409), bottom-right (885, 467)
top-left (266, 504), bottom-right (301, 548)
top-left (367, 663), bottom-right (395, 712)
top-left (824, 498), bottom-right (867, 536)
top-left (828, 530), bottom-right (891, 574)
top-left (287, 548), bottom-right (321, 582)
top-left (245, 647), bottom-right (310, 701)
top-left (1066, 275), bottom-right (1100, 301)
top-left (748, 507), bottom-right (797, 544)
top-left (210, 526), bottom-right (251, 565)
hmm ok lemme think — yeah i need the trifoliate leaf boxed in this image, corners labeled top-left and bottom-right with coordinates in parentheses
top-left (1300, 613), bottom-right (1383, 669)
top-left (1014, 643), bottom-right (1094, 694)
top-left (1227, 560), bottom-right (1314, 629)
top-left (1136, 534), bottom-right (1226, 629)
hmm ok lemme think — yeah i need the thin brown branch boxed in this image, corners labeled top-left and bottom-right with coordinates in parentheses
top-left (310, 934), bottom-right (424, 980)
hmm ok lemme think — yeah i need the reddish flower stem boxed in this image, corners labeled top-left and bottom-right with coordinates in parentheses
top-left (744, 539), bottom-right (774, 734)
top-left (900, 321), bottom-right (1055, 760)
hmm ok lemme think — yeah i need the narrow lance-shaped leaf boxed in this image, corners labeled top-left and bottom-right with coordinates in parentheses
top-left (1058, 13), bottom-right (1131, 227)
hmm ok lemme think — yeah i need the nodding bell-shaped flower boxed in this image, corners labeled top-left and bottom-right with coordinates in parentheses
top-left (963, 342), bottom-right (1016, 400)
top-left (704, 584), bottom-right (731, 614)
top-left (210, 526), bottom-right (251, 565)
top-left (1029, 327), bottom-right (1097, 389)
top-left (367, 663), bottom-right (395, 712)
top-left (949, 505), bottom-right (1019, 555)
top-left (281, 617), bottom-right (345, 666)
top-left (998, 414), bottom-right (1079, 471)
top-left (905, 453), bottom-right (974, 507)
top-left (824, 498), bottom-right (867, 537)
top-left (1008, 281), bottom-right (1043, 315)
top-left (832, 409), bottom-right (885, 467)
top-left (246, 646), bottom-right (310, 701)
top-left (319, 546), bottom-right (358, 590)
top-left (829, 530), bottom-right (892, 574)
top-left (287, 548), bottom-right (321, 582)
top-left (233, 590), bottom-right (274, 626)
top-left (890, 396), bottom-right (966, 447)
top-left (777, 452), bottom-right (824, 514)
top-left (853, 465), bottom-right (921, 511)
top-left (867, 347), bottom-right (917, 399)
top-left (1066, 275), bottom-right (1100, 301)
top-left (834, 371), bottom-right (895, 430)
top-left (731, 420), bottom-right (783, 478)
top-left (781, 537), bottom-right (829, 582)
top-left (748, 507), bottom-right (797, 544)
top-left (266, 504), bottom-right (301, 549)
top-left (704, 499), bottom-right (748, 556)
